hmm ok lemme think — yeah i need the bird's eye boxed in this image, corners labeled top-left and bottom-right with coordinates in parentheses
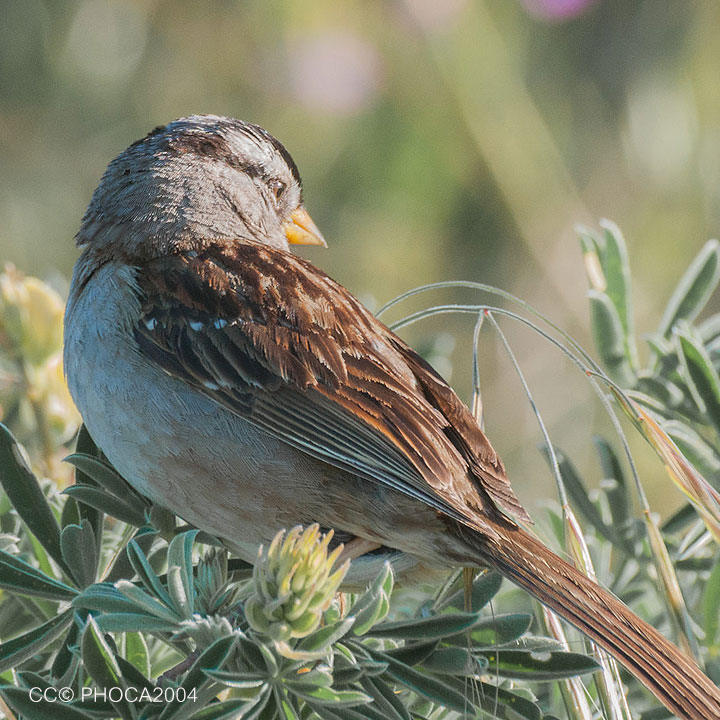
top-left (270, 179), bottom-right (286, 202)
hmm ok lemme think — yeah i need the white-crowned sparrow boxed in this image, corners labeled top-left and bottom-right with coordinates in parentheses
top-left (64, 115), bottom-right (720, 718)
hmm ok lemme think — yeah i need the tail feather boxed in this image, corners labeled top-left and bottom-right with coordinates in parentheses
top-left (460, 522), bottom-right (720, 720)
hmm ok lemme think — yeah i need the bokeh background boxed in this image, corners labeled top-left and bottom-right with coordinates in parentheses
top-left (2, 0), bottom-right (719, 512)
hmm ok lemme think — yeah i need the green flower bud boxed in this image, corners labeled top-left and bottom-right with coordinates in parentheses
top-left (0, 266), bottom-right (81, 451)
top-left (245, 525), bottom-right (349, 642)
top-left (0, 265), bottom-right (64, 365)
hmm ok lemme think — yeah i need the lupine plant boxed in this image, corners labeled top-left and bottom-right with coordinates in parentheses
top-left (0, 227), bottom-right (719, 720)
top-left (0, 425), bottom-right (597, 720)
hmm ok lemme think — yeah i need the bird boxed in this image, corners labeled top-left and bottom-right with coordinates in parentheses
top-left (63, 114), bottom-right (720, 719)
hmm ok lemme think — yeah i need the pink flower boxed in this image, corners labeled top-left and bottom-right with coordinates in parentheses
top-left (289, 30), bottom-right (382, 116)
top-left (521, 0), bottom-right (597, 21)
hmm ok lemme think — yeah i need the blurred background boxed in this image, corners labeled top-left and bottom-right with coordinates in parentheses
top-left (1, 0), bottom-right (719, 513)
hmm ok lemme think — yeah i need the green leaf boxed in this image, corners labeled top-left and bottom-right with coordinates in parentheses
top-left (127, 537), bottom-right (172, 606)
top-left (26, 530), bottom-right (56, 584)
top-left (419, 646), bottom-right (478, 675)
top-left (512, 635), bottom-right (566, 652)
top-left (645, 337), bottom-right (680, 383)
top-left (636, 376), bottom-right (685, 410)
top-left (123, 632), bottom-right (151, 677)
top-left (149, 505), bottom-right (177, 536)
top-left (95, 613), bottom-right (181, 633)
top-left (701, 313), bottom-right (720, 344)
top-left (638, 709), bottom-right (674, 720)
top-left (106, 527), bottom-right (158, 584)
top-left (203, 670), bottom-right (267, 689)
top-left (483, 648), bottom-right (600, 680)
top-left (0, 548), bottom-right (78, 600)
top-left (482, 683), bottom-right (543, 720)
top-left (71, 426), bottom-right (105, 554)
top-left (15, 670), bottom-right (55, 693)
top-left (382, 640), bottom-right (436, 667)
top-left (442, 678), bottom-right (543, 720)
top-left (283, 665), bottom-right (333, 692)
top-left (51, 619), bottom-right (81, 681)
top-left (593, 435), bottom-right (630, 531)
top-left (588, 290), bottom-right (636, 386)
top-left (64, 453), bottom-right (144, 504)
top-left (61, 520), bottom-right (97, 588)
top-left (658, 239), bottom-right (720, 338)
top-left (115, 579), bottom-right (181, 621)
top-left (62, 485), bottom-right (147, 527)
top-left (704, 559), bottom-right (720, 651)
top-left (707, 659), bottom-right (720, 693)
top-left (167, 566), bottom-right (191, 621)
top-left (186, 691), bottom-right (269, 720)
top-left (542, 446), bottom-right (617, 545)
top-left (0, 533), bottom-right (18, 555)
top-left (114, 654), bottom-right (156, 694)
top-left (0, 423), bottom-right (70, 575)
top-left (675, 326), bottom-right (720, 430)
top-left (167, 530), bottom-right (199, 618)
top-left (626, 389), bottom-right (678, 419)
top-left (0, 686), bottom-right (95, 719)
top-left (580, 221), bottom-right (639, 371)
top-left (234, 635), bottom-right (269, 675)
top-left (367, 648), bottom-right (470, 713)
top-left (330, 668), bottom-right (363, 686)
top-left (331, 650), bottom-right (387, 680)
top-left (0, 609), bottom-right (73, 672)
top-left (290, 686), bottom-right (371, 708)
top-left (277, 690), bottom-right (300, 720)
top-left (662, 503), bottom-right (697, 535)
top-left (159, 635), bottom-right (236, 720)
top-left (60, 496), bottom-right (81, 529)
top-left (437, 569), bottom-right (503, 612)
top-left (451, 612), bottom-right (532, 647)
top-left (307, 705), bottom-right (386, 720)
top-left (296, 617), bottom-right (355, 657)
top-left (664, 421), bottom-right (720, 478)
top-left (366, 610), bottom-right (483, 640)
top-left (598, 220), bottom-right (636, 345)
top-left (72, 427), bottom-right (100, 484)
top-left (81, 616), bottom-right (135, 720)
top-left (73, 581), bottom-right (146, 613)
top-left (359, 676), bottom-right (411, 720)
top-left (349, 562), bottom-right (392, 635)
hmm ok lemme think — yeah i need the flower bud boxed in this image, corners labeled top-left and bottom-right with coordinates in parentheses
top-left (245, 525), bottom-right (349, 642)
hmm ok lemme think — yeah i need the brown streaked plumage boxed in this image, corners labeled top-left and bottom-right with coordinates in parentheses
top-left (133, 241), bottom-right (529, 531)
top-left (64, 115), bottom-right (720, 719)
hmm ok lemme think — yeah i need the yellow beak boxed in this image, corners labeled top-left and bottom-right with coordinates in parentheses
top-left (283, 206), bottom-right (327, 247)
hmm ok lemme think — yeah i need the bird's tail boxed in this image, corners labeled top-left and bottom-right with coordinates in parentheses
top-left (457, 521), bottom-right (720, 720)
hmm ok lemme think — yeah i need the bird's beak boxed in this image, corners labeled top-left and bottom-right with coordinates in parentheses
top-left (283, 206), bottom-right (327, 247)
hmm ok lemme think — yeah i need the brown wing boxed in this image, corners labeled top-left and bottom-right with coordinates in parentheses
top-left (133, 241), bottom-right (530, 530)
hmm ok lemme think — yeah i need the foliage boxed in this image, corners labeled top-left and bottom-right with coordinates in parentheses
top-left (0, 423), bottom-right (597, 720)
top-left (572, 222), bottom-right (720, 690)
top-left (0, 265), bottom-right (81, 476)
top-left (375, 221), bottom-right (720, 719)
top-left (1, 224), bottom-right (720, 719)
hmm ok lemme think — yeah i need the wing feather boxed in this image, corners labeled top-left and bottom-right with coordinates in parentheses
top-left (133, 241), bottom-right (530, 529)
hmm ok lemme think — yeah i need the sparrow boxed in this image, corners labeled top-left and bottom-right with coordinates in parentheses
top-left (64, 115), bottom-right (720, 719)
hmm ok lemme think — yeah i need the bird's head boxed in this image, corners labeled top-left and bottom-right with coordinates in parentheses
top-left (76, 115), bottom-right (325, 258)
